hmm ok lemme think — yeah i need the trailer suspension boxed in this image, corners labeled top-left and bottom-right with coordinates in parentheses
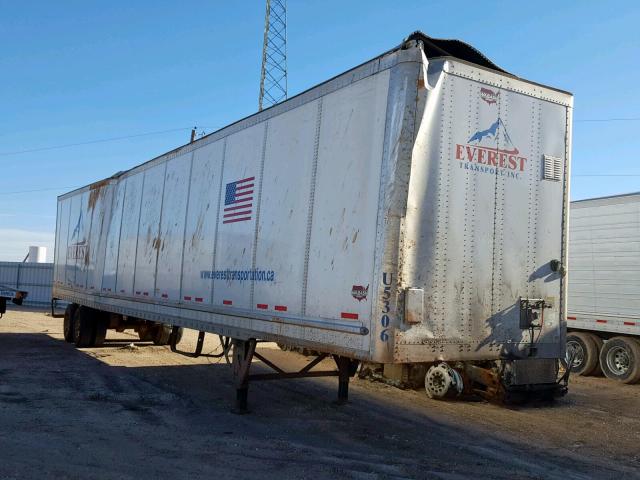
top-left (231, 338), bottom-right (359, 414)
top-left (169, 327), bottom-right (232, 360)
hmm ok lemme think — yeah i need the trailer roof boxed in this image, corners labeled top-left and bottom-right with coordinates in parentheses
top-left (60, 31), bottom-right (562, 199)
top-left (571, 192), bottom-right (640, 206)
top-left (405, 31), bottom-right (507, 73)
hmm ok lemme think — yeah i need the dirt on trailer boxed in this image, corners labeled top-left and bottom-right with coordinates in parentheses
top-left (0, 309), bottom-right (638, 479)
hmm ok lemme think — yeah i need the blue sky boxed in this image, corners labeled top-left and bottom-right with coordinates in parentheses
top-left (1, 1), bottom-right (639, 261)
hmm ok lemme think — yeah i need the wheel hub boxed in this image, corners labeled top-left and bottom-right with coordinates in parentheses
top-left (606, 346), bottom-right (630, 374)
top-left (566, 340), bottom-right (585, 369)
top-left (425, 363), bottom-right (463, 399)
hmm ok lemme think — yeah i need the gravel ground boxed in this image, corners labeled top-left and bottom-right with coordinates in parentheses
top-left (0, 308), bottom-right (638, 479)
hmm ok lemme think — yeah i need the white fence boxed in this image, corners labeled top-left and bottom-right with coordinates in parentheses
top-left (0, 262), bottom-right (53, 306)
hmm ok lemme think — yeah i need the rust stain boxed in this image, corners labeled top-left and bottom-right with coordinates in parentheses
top-left (88, 179), bottom-right (110, 210)
top-left (191, 213), bottom-right (205, 248)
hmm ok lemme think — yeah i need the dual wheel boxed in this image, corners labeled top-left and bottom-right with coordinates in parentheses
top-left (63, 304), bottom-right (107, 347)
top-left (567, 332), bottom-right (640, 384)
top-left (137, 323), bottom-right (182, 346)
top-left (63, 303), bottom-right (183, 348)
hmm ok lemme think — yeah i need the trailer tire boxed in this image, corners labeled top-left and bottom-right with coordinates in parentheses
top-left (73, 306), bottom-right (95, 348)
top-left (63, 304), bottom-right (78, 343)
top-left (584, 333), bottom-right (604, 376)
top-left (566, 332), bottom-right (599, 376)
top-left (153, 324), bottom-right (172, 346)
top-left (599, 337), bottom-right (640, 384)
top-left (137, 325), bottom-right (155, 342)
top-left (93, 312), bottom-right (108, 347)
top-left (170, 326), bottom-right (184, 344)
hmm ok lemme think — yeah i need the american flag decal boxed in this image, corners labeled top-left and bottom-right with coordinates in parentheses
top-left (223, 176), bottom-right (254, 224)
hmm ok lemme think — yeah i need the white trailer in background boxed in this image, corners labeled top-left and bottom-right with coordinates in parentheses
top-left (53, 31), bottom-right (573, 410)
top-left (567, 193), bottom-right (640, 383)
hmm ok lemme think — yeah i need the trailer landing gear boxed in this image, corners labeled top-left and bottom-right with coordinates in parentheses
top-left (231, 338), bottom-right (359, 414)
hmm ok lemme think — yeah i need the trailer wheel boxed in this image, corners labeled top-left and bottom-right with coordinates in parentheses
top-left (584, 333), bottom-right (604, 376)
top-left (93, 312), bottom-right (108, 347)
top-left (73, 306), bottom-right (95, 348)
top-left (599, 337), bottom-right (640, 384)
top-left (152, 324), bottom-right (172, 345)
top-left (137, 325), bottom-right (155, 342)
top-left (566, 332), bottom-right (599, 376)
top-left (170, 326), bottom-right (184, 344)
top-left (63, 304), bottom-right (78, 343)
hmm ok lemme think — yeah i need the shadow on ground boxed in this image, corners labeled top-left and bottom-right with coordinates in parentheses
top-left (0, 332), bottom-right (635, 480)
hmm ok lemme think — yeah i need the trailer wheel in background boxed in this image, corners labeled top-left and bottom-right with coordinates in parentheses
top-left (566, 332), bottom-right (599, 376)
top-left (584, 333), bottom-right (604, 376)
top-left (599, 337), bottom-right (640, 384)
top-left (152, 324), bottom-right (172, 346)
top-left (73, 306), bottom-right (95, 348)
top-left (63, 304), bottom-right (78, 343)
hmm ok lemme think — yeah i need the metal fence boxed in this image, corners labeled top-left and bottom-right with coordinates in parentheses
top-left (0, 262), bottom-right (53, 306)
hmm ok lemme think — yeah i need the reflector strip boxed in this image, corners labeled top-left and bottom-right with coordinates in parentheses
top-left (143, 292), bottom-right (149, 296)
top-left (223, 300), bottom-right (233, 305)
top-left (257, 304), bottom-right (268, 309)
top-left (596, 319), bottom-right (607, 324)
top-left (624, 321), bottom-right (636, 326)
top-left (184, 296), bottom-right (192, 301)
top-left (274, 305), bottom-right (287, 312)
top-left (567, 316), bottom-right (576, 320)
top-left (195, 297), bottom-right (203, 302)
top-left (135, 291), bottom-right (141, 295)
top-left (341, 312), bottom-right (359, 320)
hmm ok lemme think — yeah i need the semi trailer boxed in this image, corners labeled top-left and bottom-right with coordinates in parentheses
top-left (52, 31), bottom-right (573, 410)
top-left (567, 193), bottom-right (640, 383)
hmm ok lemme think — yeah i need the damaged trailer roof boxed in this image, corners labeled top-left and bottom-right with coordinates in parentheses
top-left (405, 31), bottom-right (507, 73)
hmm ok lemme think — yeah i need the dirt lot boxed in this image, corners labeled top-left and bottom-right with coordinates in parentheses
top-left (0, 309), bottom-right (638, 479)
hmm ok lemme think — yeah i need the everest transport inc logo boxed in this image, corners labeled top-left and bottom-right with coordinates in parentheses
top-left (455, 118), bottom-right (527, 179)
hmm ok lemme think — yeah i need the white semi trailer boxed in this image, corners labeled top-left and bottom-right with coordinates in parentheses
top-left (52, 32), bottom-right (573, 410)
top-left (567, 193), bottom-right (640, 383)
